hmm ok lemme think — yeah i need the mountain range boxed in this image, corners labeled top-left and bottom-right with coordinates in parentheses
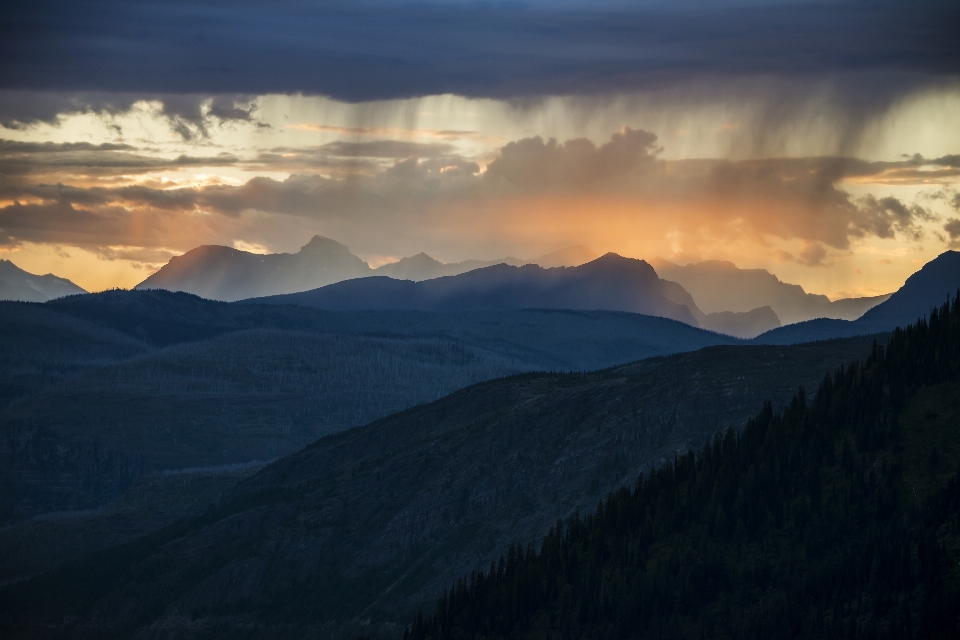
top-left (134, 236), bottom-right (906, 339)
top-left (0, 259), bottom-right (86, 302)
top-left (248, 253), bottom-right (786, 338)
top-left (753, 250), bottom-right (960, 344)
top-left (651, 257), bottom-right (890, 325)
top-left (136, 236), bottom-right (600, 303)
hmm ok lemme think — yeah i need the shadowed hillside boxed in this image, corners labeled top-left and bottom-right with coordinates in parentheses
top-left (1, 292), bottom-right (743, 524)
top-left (404, 297), bottom-right (960, 640)
top-left (0, 334), bottom-right (883, 638)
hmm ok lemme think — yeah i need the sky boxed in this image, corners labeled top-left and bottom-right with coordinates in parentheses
top-left (1, 0), bottom-right (959, 298)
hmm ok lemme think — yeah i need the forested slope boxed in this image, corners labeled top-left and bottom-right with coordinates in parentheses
top-left (405, 297), bottom-right (960, 640)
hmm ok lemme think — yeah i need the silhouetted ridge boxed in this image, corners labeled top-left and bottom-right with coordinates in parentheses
top-left (754, 250), bottom-right (960, 344)
top-left (652, 257), bottom-right (889, 324)
top-left (247, 252), bottom-right (703, 326)
top-left (404, 295), bottom-right (960, 640)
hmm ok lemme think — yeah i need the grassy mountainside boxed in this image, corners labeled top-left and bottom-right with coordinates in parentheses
top-left (405, 299), bottom-right (960, 640)
top-left (0, 335), bottom-right (882, 639)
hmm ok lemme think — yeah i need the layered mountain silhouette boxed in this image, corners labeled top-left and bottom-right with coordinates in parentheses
top-left (249, 252), bottom-right (782, 337)
top-left (753, 250), bottom-right (960, 344)
top-left (135, 236), bottom-right (371, 302)
top-left (248, 253), bottom-right (704, 325)
top-left (137, 237), bottom-right (599, 302)
top-left (651, 257), bottom-right (890, 325)
top-left (374, 247), bottom-right (598, 280)
top-left (0, 259), bottom-right (86, 302)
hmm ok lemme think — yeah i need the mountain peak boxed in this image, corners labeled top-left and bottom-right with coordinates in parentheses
top-left (299, 235), bottom-right (349, 253)
top-left (0, 258), bottom-right (87, 301)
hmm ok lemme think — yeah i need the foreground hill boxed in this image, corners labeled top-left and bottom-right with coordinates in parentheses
top-left (754, 250), bottom-right (960, 344)
top-left (652, 257), bottom-right (889, 324)
top-left (405, 297), bottom-right (960, 640)
top-left (0, 334), bottom-right (882, 638)
top-left (0, 259), bottom-right (86, 302)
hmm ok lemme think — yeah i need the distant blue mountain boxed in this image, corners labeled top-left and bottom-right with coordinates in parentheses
top-left (245, 253), bottom-right (703, 326)
top-left (0, 259), bottom-right (86, 302)
top-left (753, 251), bottom-right (960, 344)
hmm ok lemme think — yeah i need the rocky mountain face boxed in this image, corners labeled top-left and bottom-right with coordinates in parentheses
top-left (651, 258), bottom-right (890, 325)
top-left (754, 250), bottom-right (960, 344)
top-left (0, 259), bottom-right (86, 302)
top-left (0, 335), bottom-right (881, 639)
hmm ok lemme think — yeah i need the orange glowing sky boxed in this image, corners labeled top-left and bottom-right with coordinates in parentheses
top-left (1, 88), bottom-right (959, 299)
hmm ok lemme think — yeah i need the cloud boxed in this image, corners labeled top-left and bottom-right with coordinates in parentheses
top-left (485, 128), bottom-right (660, 189)
top-left (853, 195), bottom-right (936, 242)
top-left (0, 91), bottom-right (261, 139)
top-left (0, 2), bottom-right (956, 103)
top-left (319, 140), bottom-right (459, 159)
top-left (0, 195), bottom-right (228, 252)
top-left (945, 218), bottom-right (960, 248)
top-left (0, 139), bottom-right (240, 176)
top-left (289, 124), bottom-right (485, 141)
top-left (1, 128), bottom-right (945, 262)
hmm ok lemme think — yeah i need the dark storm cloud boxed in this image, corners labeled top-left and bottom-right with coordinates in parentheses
top-left (485, 128), bottom-right (660, 188)
top-left (0, 1), bottom-right (957, 106)
top-left (0, 91), bottom-right (260, 138)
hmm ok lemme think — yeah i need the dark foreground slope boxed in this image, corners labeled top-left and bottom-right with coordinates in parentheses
top-left (0, 335), bottom-right (881, 639)
top-left (754, 250), bottom-right (960, 345)
top-left (406, 299), bottom-right (960, 640)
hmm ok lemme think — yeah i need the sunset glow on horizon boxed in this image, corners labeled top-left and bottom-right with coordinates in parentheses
top-left (2, 1), bottom-right (958, 299)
